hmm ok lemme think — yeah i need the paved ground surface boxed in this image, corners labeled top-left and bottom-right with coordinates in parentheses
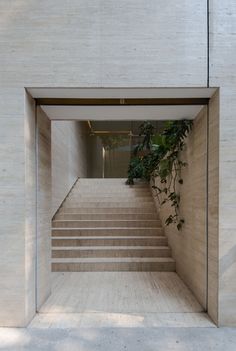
top-left (2, 271), bottom-right (235, 350)
top-left (1, 327), bottom-right (236, 351)
top-left (30, 272), bottom-right (214, 329)
top-left (41, 272), bottom-right (204, 314)
top-left (30, 312), bottom-right (214, 328)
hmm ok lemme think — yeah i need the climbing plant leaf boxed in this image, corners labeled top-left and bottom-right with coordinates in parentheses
top-left (126, 119), bottom-right (193, 230)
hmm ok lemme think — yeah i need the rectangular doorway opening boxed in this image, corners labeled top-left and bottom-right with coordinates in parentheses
top-left (26, 88), bottom-right (219, 328)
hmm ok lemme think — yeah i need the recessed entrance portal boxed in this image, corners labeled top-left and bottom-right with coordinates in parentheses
top-left (26, 88), bottom-right (219, 327)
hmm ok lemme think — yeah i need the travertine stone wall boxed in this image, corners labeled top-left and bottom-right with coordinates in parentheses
top-left (152, 107), bottom-right (208, 308)
top-left (0, 0), bottom-right (234, 327)
top-left (208, 91), bottom-right (219, 324)
top-left (210, 1), bottom-right (236, 326)
top-left (0, 0), bottom-right (207, 88)
top-left (24, 92), bottom-right (37, 324)
top-left (0, 87), bottom-right (30, 327)
top-left (36, 107), bottom-right (51, 310)
top-left (51, 121), bottom-right (90, 215)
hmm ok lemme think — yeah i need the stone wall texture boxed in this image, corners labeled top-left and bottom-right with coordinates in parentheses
top-left (36, 107), bottom-right (51, 311)
top-left (209, 1), bottom-right (236, 326)
top-left (0, 0), bottom-right (234, 326)
top-left (51, 121), bottom-right (90, 215)
top-left (152, 107), bottom-right (208, 310)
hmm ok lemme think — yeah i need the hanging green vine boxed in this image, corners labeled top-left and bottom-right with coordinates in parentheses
top-left (126, 120), bottom-right (193, 230)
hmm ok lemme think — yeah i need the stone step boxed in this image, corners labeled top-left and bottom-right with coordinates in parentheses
top-left (68, 195), bottom-right (152, 201)
top-left (71, 192), bottom-right (151, 197)
top-left (62, 202), bottom-right (155, 208)
top-left (74, 179), bottom-right (148, 186)
top-left (54, 213), bottom-right (159, 220)
top-left (52, 246), bottom-right (171, 258)
top-left (52, 228), bottom-right (163, 237)
top-left (64, 201), bottom-right (155, 207)
top-left (73, 185), bottom-right (149, 190)
top-left (51, 257), bottom-right (175, 272)
top-left (71, 189), bottom-right (151, 195)
top-left (66, 199), bottom-right (153, 205)
top-left (52, 236), bottom-right (168, 247)
top-left (71, 189), bottom-right (151, 194)
top-left (72, 188), bottom-right (150, 193)
top-left (51, 179), bottom-right (173, 273)
top-left (58, 207), bottom-right (158, 214)
top-left (52, 220), bottom-right (161, 228)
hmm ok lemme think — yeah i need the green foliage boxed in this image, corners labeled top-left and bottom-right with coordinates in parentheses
top-left (134, 121), bottom-right (155, 154)
top-left (126, 120), bottom-right (193, 230)
top-left (126, 157), bottom-right (145, 184)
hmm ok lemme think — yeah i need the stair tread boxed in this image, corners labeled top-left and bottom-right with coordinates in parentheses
top-left (52, 236), bottom-right (165, 239)
top-left (52, 257), bottom-right (175, 263)
top-left (68, 199), bottom-right (152, 201)
top-left (53, 220), bottom-right (160, 222)
top-left (52, 246), bottom-right (170, 250)
top-left (60, 208), bottom-right (157, 212)
top-left (53, 228), bottom-right (163, 230)
top-left (52, 227), bottom-right (162, 230)
top-left (73, 198), bottom-right (151, 199)
top-left (67, 202), bottom-right (153, 204)
top-left (55, 216), bottom-right (159, 220)
top-left (67, 196), bottom-right (152, 198)
top-left (58, 213), bottom-right (158, 216)
top-left (63, 202), bottom-right (154, 204)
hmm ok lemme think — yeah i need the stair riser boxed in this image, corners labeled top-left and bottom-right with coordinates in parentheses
top-left (52, 261), bottom-right (175, 272)
top-left (71, 192), bottom-right (151, 197)
top-left (58, 208), bottom-right (157, 214)
top-left (55, 213), bottom-right (159, 220)
top-left (72, 189), bottom-right (150, 194)
top-left (52, 220), bottom-right (161, 228)
top-left (72, 188), bottom-right (150, 192)
top-left (52, 228), bottom-right (163, 236)
top-left (69, 193), bottom-right (152, 198)
top-left (74, 183), bottom-right (148, 187)
top-left (62, 202), bottom-right (154, 208)
top-left (73, 185), bottom-right (149, 188)
top-left (52, 238), bottom-right (167, 246)
top-left (52, 248), bottom-right (171, 258)
top-left (68, 197), bottom-right (152, 202)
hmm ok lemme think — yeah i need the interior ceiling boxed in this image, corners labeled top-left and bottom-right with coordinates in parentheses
top-left (27, 87), bottom-right (217, 121)
top-left (40, 105), bottom-right (204, 121)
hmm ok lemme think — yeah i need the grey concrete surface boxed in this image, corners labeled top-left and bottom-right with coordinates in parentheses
top-left (0, 327), bottom-right (236, 351)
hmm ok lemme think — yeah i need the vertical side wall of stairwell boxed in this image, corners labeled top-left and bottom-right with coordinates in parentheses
top-left (152, 107), bottom-right (208, 309)
top-left (51, 121), bottom-right (91, 215)
top-left (36, 107), bottom-right (51, 310)
top-left (36, 115), bottom-right (93, 310)
top-left (208, 91), bottom-right (219, 324)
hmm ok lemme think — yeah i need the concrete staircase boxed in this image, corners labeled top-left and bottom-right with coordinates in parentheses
top-left (51, 179), bottom-right (175, 272)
